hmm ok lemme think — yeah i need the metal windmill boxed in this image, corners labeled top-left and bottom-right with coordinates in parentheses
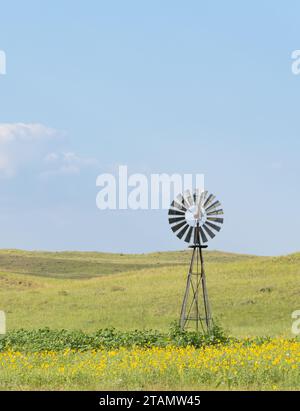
top-left (168, 189), bottom-right (224, 332)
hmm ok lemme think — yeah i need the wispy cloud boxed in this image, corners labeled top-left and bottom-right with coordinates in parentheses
top-left (0, 123), bottom-right (97, 178)
top-left (0, 123), bottom-right (61, 177)
top-left (0, 123), bottom-right (60, 143)
top-left (42, 151), bottom-right (98, 177)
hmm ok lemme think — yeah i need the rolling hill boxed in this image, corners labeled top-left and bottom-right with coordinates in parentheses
top-left (0, 249), bottom-right (299, 337)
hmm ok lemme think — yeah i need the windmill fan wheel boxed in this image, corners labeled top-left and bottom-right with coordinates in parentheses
top-left (168, 190), bottom-right (224, 244)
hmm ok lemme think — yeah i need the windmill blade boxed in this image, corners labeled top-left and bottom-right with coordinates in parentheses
top-left (204, 194), bottom-right (215, 208)
top-left (180, 190), bottom-right (191, 207)
top-left (202, 190), bottom-right (209, 202)
top-left (175, 193), bottom-right (184, 203)
top-left (205, 200), bottom-right (221, 212)
top-left (169, 216), bottom-right (185, 224)
top-left (184, 226), bottom-right (194, 243)
top-left (171, 201), bottom-right (187, 212)
top-left (199, 226), bottom-right (208, 243)
top-left (175, 194), bottom-right (189, 210)
top-left (177, 224), bottom-right (189, 239)
top-left (195, 190), bottom-right (207, 219)
top-left (206, 208), bottom-right (224, 216)
top-left (199, 190), bottom-right (208, 207)
top-left (205, 221), bottom-right (221, 232)
top-left (193, 188), bottom-right (204, 207)
top-left (207, 217), bottom-right (224, 224)
top-left (183, 190), bottom-right (194, 207)
top-left (195, 190), bottom-right (208, 208)
top-left (168, 209), bottom-right (186, 216)
top-left (171, 220), bottom-right (187, 233)
top-left (203, 223), bottom-right (216, 239)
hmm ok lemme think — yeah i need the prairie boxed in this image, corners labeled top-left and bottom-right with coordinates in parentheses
top-left (0, 249), bottom-right (299, 337)
top-left (0, 249), bottom-right (299, 390)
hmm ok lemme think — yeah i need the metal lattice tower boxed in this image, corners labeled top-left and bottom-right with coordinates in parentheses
top-left (168, 190), bottom-right (224, 332)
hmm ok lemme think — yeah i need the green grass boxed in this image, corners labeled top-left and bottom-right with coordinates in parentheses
top-left (0, 249), bottom-right (299, 390)
top-left (0, 248), bottom-right (252, 279)
top-left (0, 249), bottom-right (299, 337)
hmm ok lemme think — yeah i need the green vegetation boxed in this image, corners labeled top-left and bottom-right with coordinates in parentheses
top-left (0, 249), bottom-right (299, 390)
top-left (0, 323), bottom-right (229, 352)
top-left (0, 249), bottom-right (299, 337)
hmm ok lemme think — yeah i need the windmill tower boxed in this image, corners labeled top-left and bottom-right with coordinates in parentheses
top-left (168, 190), bottom-right (224, 332)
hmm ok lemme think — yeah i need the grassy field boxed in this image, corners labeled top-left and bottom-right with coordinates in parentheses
top-left (0, 249), bottom-right (299, 337)
top-left (0, 248), bottom-right (299, 390)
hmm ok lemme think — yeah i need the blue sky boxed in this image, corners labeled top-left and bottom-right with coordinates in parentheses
top-left (0, 1), bottom-right (299, 255)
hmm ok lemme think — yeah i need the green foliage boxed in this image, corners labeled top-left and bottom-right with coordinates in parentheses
top-left (168, 321), bottom-right (230, 348)
top-left (0, 324), bottom-right (230, 352)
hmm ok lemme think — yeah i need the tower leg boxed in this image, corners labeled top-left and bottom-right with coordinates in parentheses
top-left (179, 246), bottom-right (212, 332)
top-left (179, 247), bottom-right (196, 329)
top-left (199, 246), bottom-right (212, 331)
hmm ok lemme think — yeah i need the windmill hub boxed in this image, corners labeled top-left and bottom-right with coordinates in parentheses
top-left (168, 189), bottom-right (224, 332)
top-left (194, 205), bottom-right (206, 223)
top-left (185, 205), bottom-right (206, 226)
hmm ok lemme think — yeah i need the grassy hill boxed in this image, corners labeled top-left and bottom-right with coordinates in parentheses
top-left (0, 249), bottom-right (299, 337)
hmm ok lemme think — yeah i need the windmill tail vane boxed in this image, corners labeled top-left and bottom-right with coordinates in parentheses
top-left (168, 189), bottom-right (224, 332)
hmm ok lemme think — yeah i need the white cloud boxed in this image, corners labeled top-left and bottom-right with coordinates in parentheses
top-left (0, 123), bottom-right (97, 178)
top-left (0, 123), bottom-right (62, 177)
top-left (42, 151), bottom-right (98, 177)
top-left (0, 123), bottom-right (60, 144)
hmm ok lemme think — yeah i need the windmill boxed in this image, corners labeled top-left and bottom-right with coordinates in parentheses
top-left (168, 189), bottom-right (224, 332)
